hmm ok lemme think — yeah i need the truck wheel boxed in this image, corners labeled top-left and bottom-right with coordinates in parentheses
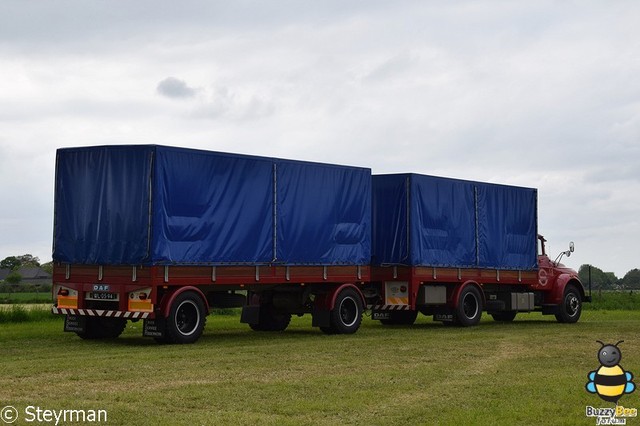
top-left (249, 305), bottom-right (291, 332)
top-left (490, 311), bottom-right (517, 322)
top-left (77, 317), bottom-right (126, 339)
top-left (380, 310), bottom-right (418, 325)
top-left (321, 287), bottom-right (363, 335)
top-left (455, 286), bottom-right (483, 327)
top-left (555, 284), bottom-right (582, 323)
top-left (165, 291), bottom-right (207, 344)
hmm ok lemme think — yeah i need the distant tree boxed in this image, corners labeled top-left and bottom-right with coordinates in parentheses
top-left (40, 261), bottom-right (53, 275)
top-left (16, 254), bottom-right (40, 267)
top-left (0, 256), bottom-right (21, 270)
top-left (0, 254), bottom-right (40, 270)
top-left (606, 272), bottom-right (620, 289)
top-left (622, 269), bottom-right (640, 290)
top-left (5, 271), bottom-right (22, 284)
top-left (578, 264), bottom-right (619, 290)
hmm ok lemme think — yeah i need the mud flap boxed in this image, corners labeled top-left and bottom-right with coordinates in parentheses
top-left (143, 318), bottom-right (166, 338)
top-left (433, 307), bottom-right (456, 323)
top-left (311, 309), bottom-right (331, 328)
top-left (240, 305), bottom-right (260, 325)
top-left (64, 314), bottom-right (86, 333)
top-left (372, 311), bottom-right (390, 321)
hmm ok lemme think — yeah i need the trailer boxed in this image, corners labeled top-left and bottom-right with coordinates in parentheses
top-left (51, 145), bottom-right (587, 343)
top-left (52, 145), bottom-right (371, 343)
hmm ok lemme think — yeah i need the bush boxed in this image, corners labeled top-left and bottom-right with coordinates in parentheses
top-left (0, 305), bottom-right (57, 323)
top-left (5, 271), bottom-right (22, 284)
top-left (0, 283), bottom-right (52, 294)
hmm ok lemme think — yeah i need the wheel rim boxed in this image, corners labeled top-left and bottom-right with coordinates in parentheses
top-left (175, 300), bottom-right (200, 336)
top-left (566, 293), bottom-right (580, 317)
top-left (338, 296), bottom-right (358, 327)
top-left (462, 292), bottom-right (479, 320)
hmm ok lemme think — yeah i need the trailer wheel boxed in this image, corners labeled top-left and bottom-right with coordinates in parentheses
top-left (77, 317), bottom-right (126, 340)
top-left (380, 310), bottom-right (418, 325)
top-left (165, 291), bottom-right (207, 344)
top-left (249, 305), bottom-right (291, 332)
top-left (490, 311), bottom-right (517, 322)
top-left (555, 284), bottom-right (582, 323)
top-left (321, 287), bottom-right (363, 335)
top-left (455, 286), bottom-right (483, 327)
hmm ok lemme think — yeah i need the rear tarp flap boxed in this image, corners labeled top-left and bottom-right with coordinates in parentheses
top-left (371, 175), bottom-right (409, 265)
top-left (276, 161), bottom-right (371, 265)
top-left (53, 146), bottom-right (153, 264)
top-left (410, 175), bottom-right (477, 267)
top-left (476, 183), bottom-right (538, 270)
top-left (151, 147), bottom-right (274, 264)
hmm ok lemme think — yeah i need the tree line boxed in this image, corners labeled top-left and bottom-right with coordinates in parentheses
top-left (578, 264), bottom-right (640, 290)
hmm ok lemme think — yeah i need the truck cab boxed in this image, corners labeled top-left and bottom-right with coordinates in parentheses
top-left (537, 234), bottom-right (590, 322)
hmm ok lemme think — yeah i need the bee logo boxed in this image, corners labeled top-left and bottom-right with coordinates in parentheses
top-left (586, 340), bottom-right (635, 403)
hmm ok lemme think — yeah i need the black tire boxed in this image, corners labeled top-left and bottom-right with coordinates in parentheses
top-left (555, 284), bottom-right (582, 323)
top-left (164, 291), bottom-right (207, 344)
top-left (249, 305), bottom-right (291, 332)
top-left (76, 317), bottom-right (126, 340)
top-left (380, 310), bottom-right (418, 325)
top-left (455, 286), bottom-right (483, 327)
top-left (490, 311), bottom-right (517, 322)
top-left (321, 288), bottom-right (363, 335)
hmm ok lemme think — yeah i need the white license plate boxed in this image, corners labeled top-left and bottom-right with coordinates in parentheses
top-left (86, 292), bottom-right (119, 301)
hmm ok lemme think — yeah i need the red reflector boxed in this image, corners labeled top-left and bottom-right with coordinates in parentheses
top-left (58, 288), bottom-right (69, 296)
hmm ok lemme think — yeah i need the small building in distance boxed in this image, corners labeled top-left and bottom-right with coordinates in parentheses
top-left (0, 266), bottom-right (52, 286)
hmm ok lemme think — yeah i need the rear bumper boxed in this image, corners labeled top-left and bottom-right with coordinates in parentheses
top-left (52, 306), bottom-right (151, 319)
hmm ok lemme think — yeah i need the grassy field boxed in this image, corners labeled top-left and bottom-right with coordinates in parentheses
top-left (1, 310), bottom-right (639, 425)
top-left (0, 292), bottom-right (52, 304)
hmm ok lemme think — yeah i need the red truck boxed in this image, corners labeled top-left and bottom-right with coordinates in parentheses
top-left (51, 145), bottom-right (588, 343)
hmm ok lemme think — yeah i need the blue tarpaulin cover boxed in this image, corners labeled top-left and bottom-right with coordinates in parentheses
top-left (53, 145), bottom-right (371, 266)
top-left (372, 174), bottom-right (538, 270)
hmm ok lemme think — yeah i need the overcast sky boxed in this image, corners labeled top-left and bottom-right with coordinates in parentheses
top-left (1, 1), bottom-right (638, 277)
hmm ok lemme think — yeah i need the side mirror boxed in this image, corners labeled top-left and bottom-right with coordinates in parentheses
top-left (564, 241), bottom-right (575, 258)
top-left (555, 241), bottom-right (575, 264)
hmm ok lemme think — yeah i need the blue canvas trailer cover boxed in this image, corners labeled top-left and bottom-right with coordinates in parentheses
top-left (53, 145), bottom-right (155, 265)
top-left (53, 145), bottom-right (371, 266)
top-left (275, 159), bottom-right (371, 265)
top-left (150, 146), bottom-right (275, 264)
top-left (371, 173), bottom-right (537, 270)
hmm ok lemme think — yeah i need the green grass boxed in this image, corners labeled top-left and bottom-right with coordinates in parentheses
top-left (1, 311), bottom-right (640, 425)
top-left (0, 291), bottom-right (52, 304)
top-left (0, 305), bottom-right (56, 323)
top-left (585, 290), bottom-right (640, 311)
